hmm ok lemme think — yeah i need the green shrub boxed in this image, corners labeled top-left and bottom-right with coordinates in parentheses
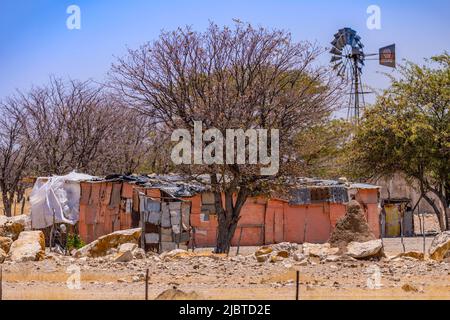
top-left (67, 233), bottom-right (85, 250)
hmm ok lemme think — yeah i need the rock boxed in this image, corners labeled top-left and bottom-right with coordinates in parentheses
top-left (118, 243), bottom-right (137, 253)
top-left (276, 250), bottom-right (290, 258)
top-left (0, 215), bottom-right (30, 240)
top-left (0, 236), bottom-right (13, 253)
top-left (256, 254), bottom-right (270, 263)
top-left (347, 239), bottom-right (384, 260)
top-left (10, 215), bottom-right (31, 230)
top-left (255, 246), bottom-right (273, 257)
top-left (0, 248), bottom-right (6, 263)
top-left (132, 274), bottom-right (145, 282)
top-left (303, 243), bottom-right (339, 258)
top-left (329, 200), bottom-right (376, 248)
top-left (293, 252), bottom-right (306, 261)
top-left (106, 248), bottom-right (118, 256)
top-left (395, 251), bottom-right (425, 261)
top-left (297, 259), bottom-right (308, 266)
top-left (402, 283), bottom-right (419, 293)
top-left (132, 248), bottom-right (146, 259)
top-left (113, 250), bottom-right (134, 263)
top-left (324, 255), bottom-right (341, 262)
top-left (155, 288), bottom-right (202, 300)
top-left (74, 228), bottom-right (141, 258)
top-left (9, 230), bottom-right (45, 262)
top-left (160, 249), bottom-right (190, 260)
top-left (429, 231), bottom-right (450, 261)
top-left (270, 255), bottom-right (284, 263)
top-left (271, 242), bottom-right (298, 253)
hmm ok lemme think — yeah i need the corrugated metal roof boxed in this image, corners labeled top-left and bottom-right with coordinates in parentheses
top-left (84, 174), bottom-right (380, 201)
top-left (349, 183), bottom-right (381, 190)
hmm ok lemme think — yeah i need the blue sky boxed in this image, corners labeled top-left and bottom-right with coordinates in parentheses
top-left (1, 0), bottom-right (449, 110)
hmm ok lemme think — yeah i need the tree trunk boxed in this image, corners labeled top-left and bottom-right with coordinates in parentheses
top-left (214, 188), bottom-right (249, 254)
top-left (422, 193), bottom-right (445, 232)
top-left (2, 192), bottom-right (12, 217)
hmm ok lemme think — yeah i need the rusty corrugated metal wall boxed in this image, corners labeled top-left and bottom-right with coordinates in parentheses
top-left (78, 182), bottom-right (381, 246)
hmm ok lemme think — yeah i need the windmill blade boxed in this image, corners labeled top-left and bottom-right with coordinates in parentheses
top-left (330, 56), bottom-right (342, 63)
top-left (331, 55), bottom-right (342, 63)
top-left (337, 63), bottom-right (346, 77)
top-left (332, 61), bottom-right (343, 70)
top-left (331, 38), bottom-right (339, 47)
top-left (330, 47), bottom-right (342, 56)
top-left (344, 29), bottom-right (356, 45)
top-left (337, 36), bottom-right (346, 49)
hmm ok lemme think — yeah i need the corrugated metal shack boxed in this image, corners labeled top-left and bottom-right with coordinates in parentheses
top-left (77, 175), bottom-right (381, 251)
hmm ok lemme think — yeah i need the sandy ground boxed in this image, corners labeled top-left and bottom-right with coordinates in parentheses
top-left (1, 237), bottom-right (449, 300)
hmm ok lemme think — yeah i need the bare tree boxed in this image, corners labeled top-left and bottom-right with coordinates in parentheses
top-left (0, 97), bottom-right (36, 216)
top-left (111, 22), bottom-right (343, 253)
top-left (17, 78), bottom-right (154, 176)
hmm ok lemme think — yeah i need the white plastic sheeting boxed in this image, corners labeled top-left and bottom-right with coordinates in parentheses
top-left (30, 172), bottom-right (96, 229)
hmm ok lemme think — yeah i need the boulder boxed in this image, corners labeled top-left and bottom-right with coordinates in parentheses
top-left (429, 231), bottom-right (450, 261)
top-left (0, 236), bottom-right (13, 253)
top-left (74, 228), bottom-right (141, 258)
top-left (395, 251), bottom-right (425, 261)
top-left (113, 250), bottom-right (134, 263)
top-left (329, 200), bottom-right (376, 248)
top-left (256, 254), bottom-right (270, 263)
top-left (293, 252), bottom-right (306, 262)
top-left (118, 243), bottom-right (137, 253)
top-left (346, 239), bottom-right (384, 260)
top-left (0, 248), bottom-right (6, 263)
top-left (10, 215), bottom-right (31, 230)
top-left (303, 243), bottom-right (339, 258)
top-left (0, 215), bottom-right (7, 227)
top-left (132, 248), bottom-right (146, 259)
top-left (9, 230), bottom-right (45, 262)
top-left (276, 250), bottom-right (290, 258)
top-left (255, 246), bottom-right (273, 257)
top-left (0, 215), bottom-right (30, 240)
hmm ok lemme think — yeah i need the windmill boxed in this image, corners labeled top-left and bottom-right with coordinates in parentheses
top-left (330, 28), bottom-right (396, 123)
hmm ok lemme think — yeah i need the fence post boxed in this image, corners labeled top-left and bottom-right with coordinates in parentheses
top-left (145, 268), bottom-right (149, 300)
top-left (295, 270), bottom-right (299, 300)
top-left (1, 265), bottom-right (3, 301)
top-left (421, 205), bottom-right (426, 255)
top-left (236, 227), bottom-right (244, 256)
